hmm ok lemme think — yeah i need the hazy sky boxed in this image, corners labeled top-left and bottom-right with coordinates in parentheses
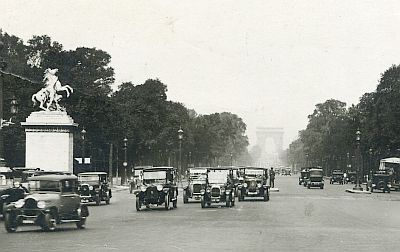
top-left (1, 0), bottom-right (399, 148)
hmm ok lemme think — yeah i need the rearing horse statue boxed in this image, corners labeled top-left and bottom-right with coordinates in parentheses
top-left (32, 68), bottom-right (74, 111)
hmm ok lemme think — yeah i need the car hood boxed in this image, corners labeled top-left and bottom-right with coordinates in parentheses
top-left (26, 192), bottom-right (59, 202)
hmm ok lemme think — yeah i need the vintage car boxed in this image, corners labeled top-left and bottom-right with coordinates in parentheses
top-left (346, 171), bottom-right (357, 184)
top-left (282, 168), bottom-right (291, 176)
top-left (135, 167), bottom-right (178, 211)
top-left (306, 168), bottom-right (324, 189)
top-left (78, 172), bottom-right (112, 205)
top-left (370, 170), bottom-right (391, 193)
top-left (3, 174), bottom-right (89, 232)
top-left (200, 167), bottom-right (235, 208)
top-left (183, 168), bottom-right (207, 203)
top-left (378, 157), bottom-right (400, 191)
top-left (0, 185), bottom-right (28, 217)
top-left (237, 167), bottom-right (269, 201)
top-left (299, 168), bottom-right (309, 185)
top-left (330, 170), bottom-right (344, 184)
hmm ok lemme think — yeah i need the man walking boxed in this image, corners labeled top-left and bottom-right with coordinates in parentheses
top-left (269, 167), bottom-right (275, 188)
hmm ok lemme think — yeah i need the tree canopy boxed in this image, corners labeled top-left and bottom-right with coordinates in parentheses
top-left (0, 30), bottom-right (250, 178)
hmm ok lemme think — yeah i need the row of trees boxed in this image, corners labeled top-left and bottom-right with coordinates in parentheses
top-left (0, 31), bottom-right (250, 181)
top-left (287, 64), bottom-right (400, 176)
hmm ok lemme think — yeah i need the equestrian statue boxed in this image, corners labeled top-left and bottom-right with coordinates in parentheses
top-left (32, 68), bottom-right (74, 111)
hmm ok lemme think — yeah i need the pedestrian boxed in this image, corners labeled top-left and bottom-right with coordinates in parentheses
top-left (269, 167), bottom-right (275, 188)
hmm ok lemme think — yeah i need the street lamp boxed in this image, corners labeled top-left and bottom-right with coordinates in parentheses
top-left (81, 128), bottom-right (86, 161)
top-left (123, 137), bottom-right (128, 185)
top-left (230, 152), bottom-right (233, 166)
top-left (354, 128), bottom-right (363, 191)
top-left (178, 127), bottom-right (183, 182)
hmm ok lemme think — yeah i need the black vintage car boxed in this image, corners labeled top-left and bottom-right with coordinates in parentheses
top-left (330, 170), bottom-right (344, 184)
top-left (200, 167), bottom-right (235, 208)
top-left (183, 168), bottom-right (207, 203)
top-left (370, 171), bottom-right (391, 193)
top-left (299, 169), bottom-right (309, 185)
top-left (135, 167), bottom-right (178, 211)
top-left (306, 168), bottom-right (324, 189)
top-left (78, 172), bottom-right (112, 205)
top-left (237, 167), bottom-right (269, 201)
top-left (4, 174), bottom-right (89, 232)
top-left (0, 186), bottom-right (27, 217)
top-left (346, 171), bottom-right (357, 184)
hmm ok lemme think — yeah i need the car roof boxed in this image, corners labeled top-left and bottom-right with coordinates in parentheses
top-left (309, 168), bottom-right (323, 171)
top-left (241, 166), bottom-right (267, 170)
top-left (78, 172), bottom-right (107, 176)
top-left (27, 174), bottom-right (77, 181)
top-left (143, 166), bottom-right (175, 171)
top-left (207, 166), bottom-right (234, 170)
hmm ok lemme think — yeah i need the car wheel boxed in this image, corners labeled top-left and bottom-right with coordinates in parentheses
top-left (307, 184), bottom-right (311, 189)
top-left (264, 191), bottom-right (269, 202)
top-left (2, 202), bottom-right (6, 217)
top-left (76, 217), bottom-right (86, 229)
top-left (43, 212), bottom-right (57, 231)
top-left (371, 187), bottom-right (374, 193)
top-left (136, 197), bottom-right (141, 211)
top-left (237, 190), bottom-right (242, 202)
top-left (387, 188), bottom-right (391, 194)
top-left (165, 193), bottom-right (170, 210)
top-left (173, 199), bottom-right (177, 209)
top-left (129, 185), bottom-right (133, 194)
top-left (320, 185), bottom-right (324, 189)
top-left (231, 194), bottom-right (235, 207)
top-left (200, 195), bottom-right (205, 208)
top-left (183, 190), bottom-right (188, 204)
top-left (4, 211), bottom-right (18, 233)
top-left (226, 197), bottom-right (231, 207)
top-left (95, 196), bottom-right (101, 206)
top-left (105, 194), bottom-right (110, 205)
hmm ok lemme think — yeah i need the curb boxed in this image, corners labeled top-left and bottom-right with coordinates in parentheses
top-left (270, 188), bottom-right (280, 192)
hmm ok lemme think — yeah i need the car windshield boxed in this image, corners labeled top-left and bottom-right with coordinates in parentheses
top-left (78, 175), bottom-right (99, 185)
top-left (310, 170), bottom-right (323, 177)
top-left (143, 171), bottom-right (167, 184)
top-left (189, 169), bottom-right (207, 180)
top-left (244, 169), bottom-right (264, 177)
top-left (208, 170), bottom-right (229, 184)
top-left (29, 180), bottom-right (61, 192)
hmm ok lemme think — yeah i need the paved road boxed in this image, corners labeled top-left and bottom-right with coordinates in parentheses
top-left (2, 176), bottom-right (400, 252)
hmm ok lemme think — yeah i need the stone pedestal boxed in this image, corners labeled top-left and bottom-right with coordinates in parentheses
top-left (21, 111), bottom-right (77, 173)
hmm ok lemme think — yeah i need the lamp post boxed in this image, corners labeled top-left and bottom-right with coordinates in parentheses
top-left (81, 128), bottom-right (86, 161)
top-left (305, 153), bottom-right (309, 167)
top-left (230, 152), bottom-right (233, 166)
top-left (354, 128), bottom-right (363, 191)
top-left (178, 127), bottom-right (183, 182)
top-left (123, 137), bottom-right (128, 185)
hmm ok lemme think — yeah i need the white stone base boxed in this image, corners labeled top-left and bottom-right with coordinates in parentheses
top-left (270, 188), bottom-right (279, 192)
top-left (21, 111), bottom-right (77, 173)
top-left (345, 189), bottom-right (372, 194)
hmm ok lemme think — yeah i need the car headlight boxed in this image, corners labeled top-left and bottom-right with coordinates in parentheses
top-left (37, 201), bottom-right (46, 209)
top-left (157, 185), bottom-right (163, 191)
top-left (15, 199), bottom-right (24, 208)
top-left (257, 183), bottom-right (262, 188)
top-left (244, 183), bottom-right (248, 188)
top-left (89, 186), bottom-right (93, 190)
top-left (220, 187), bottom-right (225, 192)
top-left (206, 188), bottom-right (211, 193)
top-left (200, 189), bottom-right (205, 194)
top-left (141, 186), bottom-right (147, 192)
